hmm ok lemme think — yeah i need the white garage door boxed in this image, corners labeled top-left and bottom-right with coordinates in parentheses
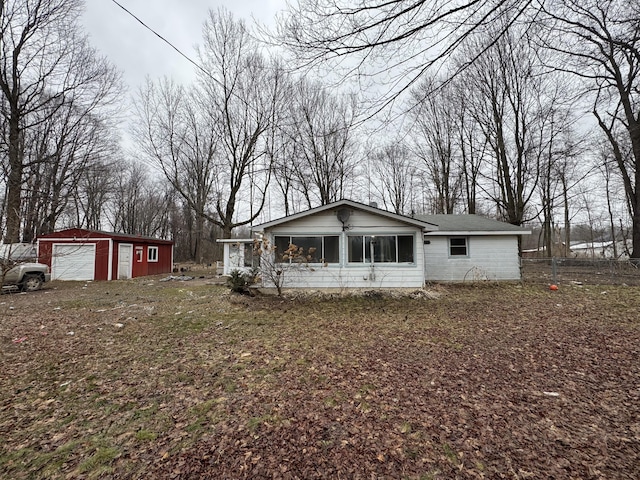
top-left (52, 244), bottom-right (96, 281)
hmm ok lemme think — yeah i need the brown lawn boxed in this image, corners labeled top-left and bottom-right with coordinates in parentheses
top-left (1, 275), bottom-right (639, 479)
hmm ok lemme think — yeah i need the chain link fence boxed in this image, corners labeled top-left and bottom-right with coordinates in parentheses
top-left (521, 258), bottom-right (640, 286)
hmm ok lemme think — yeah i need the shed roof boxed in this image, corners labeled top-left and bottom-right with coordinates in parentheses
top-left (38, 228), bottom-right (174, 245)
top-left (417, 214), bottom-right (530, 235)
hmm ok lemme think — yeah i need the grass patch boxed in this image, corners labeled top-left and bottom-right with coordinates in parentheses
top-left (399, 421), bottom-right (412, 434)
top-left (1, 278), bottom-right (639, 478)
top-left (247, 413), bottom-right (281, 432)
top-left (441, 443), bottom-right (459, 465)
top-left (77, 446), bottom-right (120, 475)
top-left (135, 430), bottom-right (157, 442)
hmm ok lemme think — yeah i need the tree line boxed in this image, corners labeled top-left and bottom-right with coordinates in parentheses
top-left (1, 0), bottom-right (638, 261)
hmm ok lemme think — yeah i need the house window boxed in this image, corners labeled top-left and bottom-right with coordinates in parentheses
top-left (398, 235), bottom-right (414, 262)
top-left (273, 236), bottom-right (339, 263)
top-left (243, 243), bottom-right (254, 267)
top-left (449, 237), bottom-right (468, 257)
top-left (347, 235), bottom-right (414, 263)
top-left (148, 246), bottom-right (159, 262)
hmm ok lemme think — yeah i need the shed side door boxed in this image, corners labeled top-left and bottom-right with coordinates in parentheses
top-left (118, 244), bottom-right (133, 279)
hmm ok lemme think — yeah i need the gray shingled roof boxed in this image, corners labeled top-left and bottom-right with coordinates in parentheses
top-left (416, 214), bottom-right (530, 234)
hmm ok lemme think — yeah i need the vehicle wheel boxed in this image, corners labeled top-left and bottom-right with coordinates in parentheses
top-left (21, 274), bottom-right (43, 292)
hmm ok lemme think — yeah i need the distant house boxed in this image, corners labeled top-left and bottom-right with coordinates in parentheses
top-left (248, 199), bottom-right (530, 290)
top-left (37, 228), bottom-right (173, 281)
top-left (521, 244), bottom-right (568, 258)
top-left (569, 241), bottom-right (630, 259)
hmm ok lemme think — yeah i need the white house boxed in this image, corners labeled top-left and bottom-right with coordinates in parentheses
top-left (418, 214), bottom-right (530, 282)
top-left (569, 241), bottom-right (624, 259)
top-left (244, 200), bottom-right (530, 290)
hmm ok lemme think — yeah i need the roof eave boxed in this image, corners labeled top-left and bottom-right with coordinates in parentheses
top-left (425, 230), bottom-right (531, 236)
top-left (253, 199), bottom-right (438, 231)
top-left (216, 238), bottom-right (255, 243)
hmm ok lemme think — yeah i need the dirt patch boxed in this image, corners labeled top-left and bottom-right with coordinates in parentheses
top-left (1, 280), bottom-right (639, 479)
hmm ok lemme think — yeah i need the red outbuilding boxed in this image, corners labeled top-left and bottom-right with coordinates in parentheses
top-left (37, 228), bottom-right (174, 281)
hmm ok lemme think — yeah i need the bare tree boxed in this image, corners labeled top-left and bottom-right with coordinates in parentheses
top-left (275, 0), bottom-right (532, 113)
top-left (20, 95), bottom-right (118, 240)
top-left (198, 8), bottom-right (287, 237)
top-left (106, 160), bottom-right (173, 238)
top-left (600, 153), bottom-right (620, 258)
top-left (537, 107), bottom-right (579, 257)
top-left (265, 101), bottom-right (302, 217)
top-left (369, 142), bottom-right (418, 215)
top-left (137, 78), bottom-right (220, 261)
top-left (166, 199), bottom-right (222, 263)
top-left (536, 0), bottom-right (640, 256)
top-left (461, 25), bottom-right (554, 228)
top-left (0, 0), bottom-right (121, 242)
top-left (454, 80), bottom-right (488, 214)
top-left (73, 157), bottom-right (119, 231)
top-left (137, 8), bottom-right (287, 259)
top-left (270, 140), bottom-right (301, 217)
top-left (276, 0), bottom-right (640, 257)
top-left (286, 79), bottom-right (360, 209)
top-left (410, 79), bottom-right (464, 214)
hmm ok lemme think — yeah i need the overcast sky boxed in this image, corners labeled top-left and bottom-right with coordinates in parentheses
top-left (82, 0), bottom-right (287, 91)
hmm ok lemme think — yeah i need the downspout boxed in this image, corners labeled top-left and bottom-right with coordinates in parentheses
top-left (107, 239), bottom-right (113, 280)
top-left (369, 236), bottom-right (376, 281)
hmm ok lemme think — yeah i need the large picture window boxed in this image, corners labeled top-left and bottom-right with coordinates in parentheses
top-left (347, 235), bottom-right (414, 263)
top-left (449, 237), bottom-right (468, 256)
top-left (273, 236), bottom-right (339, 263)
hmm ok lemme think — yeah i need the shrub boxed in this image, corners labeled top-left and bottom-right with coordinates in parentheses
top-left (226, 269), bottom-right (253, 294)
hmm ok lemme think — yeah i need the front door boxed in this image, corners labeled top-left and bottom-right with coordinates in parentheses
top-left (118, 244), bottom-right (133, 279)
top-left (228, 243), bottom-right (243, 270)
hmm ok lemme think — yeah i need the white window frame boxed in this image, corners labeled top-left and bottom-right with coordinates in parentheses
top-left (148, 246), bottom-right (159, 262)
top-left (449, 237), bottom-right (469, 257)
top-left (347, 234), bottom-right (415, 264)
top-left (273, 235), bottom-right (340, 264)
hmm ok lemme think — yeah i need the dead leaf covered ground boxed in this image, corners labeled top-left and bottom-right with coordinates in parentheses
top-left (1, 277), bottom-right (639, 479)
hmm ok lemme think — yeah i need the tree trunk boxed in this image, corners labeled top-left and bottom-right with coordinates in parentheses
top-left (194, 213), bottom-right (205, 264)
top-left (604, 165), bottom-right (618, 258)
top-left (633, 213), bottom-right (640, 261)
top-left (562, 176), bottom-right (571, 257)
top-left (632, 131), bottom-right (640, 258)
top-left (5, 115), bottom-right (23, 243)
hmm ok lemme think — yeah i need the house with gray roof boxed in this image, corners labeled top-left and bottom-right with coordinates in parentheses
top-left (417, 214), bottom-right (530, 282)
top-left (235, 199), bottom-right (530, 290)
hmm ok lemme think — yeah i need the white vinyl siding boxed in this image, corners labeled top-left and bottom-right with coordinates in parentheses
top-left (424, 235), bottom-right (521, 281)
top-left (264, 209), bottom-right (425, 289)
